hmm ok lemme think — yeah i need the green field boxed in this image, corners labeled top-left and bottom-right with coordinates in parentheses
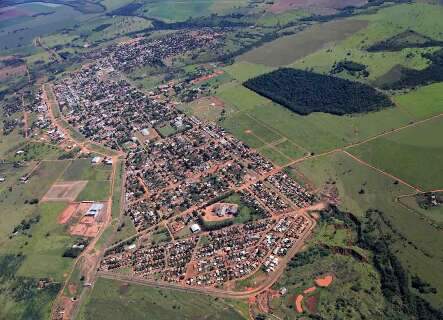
top-left (0, 160), bottom-right (69, 243)
top-left (137, 0), bottom-right (249, 22)
top-left (348, 116), bottom-right (443, 191)
top-left (218, 90), bottom-right (413, 154)
top-left (0, 2), bottom-right (95, 55)
top-left (78, 277), bottom-right (248, 320)
top-left (62, 159), bottom-right (112, 181)
top-left (76, 180), bottom-right (110, 201)
top-left (237, 19), bottom-right (368, 67)
top-left (393, 82), bottom-right (443, 119)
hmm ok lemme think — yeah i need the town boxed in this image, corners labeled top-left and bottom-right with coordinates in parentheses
top-left (42, 29), bottom-right (319, 290)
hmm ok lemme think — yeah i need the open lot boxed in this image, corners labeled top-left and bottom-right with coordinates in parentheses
top-left (42, 180), bottom-right (88, 202)
top-left (62, 159), bottom-right (112, 181)
top-left (78, 277), bottom-right (248, 320)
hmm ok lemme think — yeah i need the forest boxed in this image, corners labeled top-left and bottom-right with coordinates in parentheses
top-left (382, 49), bottom-right (443, 89)
top-left (367, 30), bottom-right (443, 52)
top-left (244, 68), bottom-right (391, 115)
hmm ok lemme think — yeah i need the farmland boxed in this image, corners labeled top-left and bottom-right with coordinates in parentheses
top-left (78, 277), bottom-right (248, 320)
top-left (348, 116), bottom-right (443, 191)
top-left (237, 19), bottom-right (368, 67)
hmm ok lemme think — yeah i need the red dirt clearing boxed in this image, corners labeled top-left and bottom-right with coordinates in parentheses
top-left (295, 294), bottom-right (304, 313)
top-left (58, 203), bottom-right (79, 224)
top-left (303, 286), bottom-right (316, 294)
top-left (269, 0), bottom-right (367, 13)
top-left (315, 274), bottom-right (334, 287)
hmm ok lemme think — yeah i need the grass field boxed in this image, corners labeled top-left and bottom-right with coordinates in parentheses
top-left (218, 91), bottom-right (413, 154)
top-left (78, 277), bottom-right (248, 320)
top-left (136, 0), bottom-right (249, 22)
top-left (348, 116), bottom-right (443, 191)
top-left (237, 19), bottom-right (368, 67)
top-left (9, 142), bottom-right (65, 161)
top-left (223, 61), bottom-right (274, 82)
top-left (0, 2), bottom-right (94, 55)
top-left (393, 83), bottom-right (443, 120)
top-left (398, 194), bottom-right (443, 226)
top-left (62, 159), bottom-right (112, 181)
top-left (0, 160), bottom-right (69, 243)
top-left (291, 151), bottom-right (443, 307)
top-left (76, 180), bottom-right (110, 202)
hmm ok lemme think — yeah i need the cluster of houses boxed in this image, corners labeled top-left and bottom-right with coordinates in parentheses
top-left (45, 28), bottom-right (319, 290)
top-left (84, 29), bottom-right (223, 72)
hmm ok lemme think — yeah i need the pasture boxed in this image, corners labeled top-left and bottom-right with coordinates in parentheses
top-left (0, 2), bottom-right (94, 54)
top-left (76, 180), bottom-right (110, 202)
top-left (62, 159), bottom-right (112, 181)
top-left (348, 116), bottom-right (443, 191)
top-left (237, 19), bottom-right (368, 67)
top-left (292, 3), bottom-right (443, 84)
top-left (78, 277), bottom-right (248, 320)
top-left (393, 83), bottom-right (443, 120)
top-left (0, 160), bottom-right (69, 243)
top-left (219, 93), bottom-right (413, 154)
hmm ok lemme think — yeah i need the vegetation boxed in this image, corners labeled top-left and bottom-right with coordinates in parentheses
top-left (382, 48), bottom-right (443, 89)
top-left (244, 68), bottom-right (392, 115)
top-left (78, 277), bottom-right (247, 320)
top-left (349, 116), bottom-right (443, 190)
top-left (367, 30), bottom-right (443, 52)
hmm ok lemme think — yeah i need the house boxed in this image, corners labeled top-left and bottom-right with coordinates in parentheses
top-left (141, 128), bottom-right (150, 136)
top-left (0, 177), bottom-right (5, 182)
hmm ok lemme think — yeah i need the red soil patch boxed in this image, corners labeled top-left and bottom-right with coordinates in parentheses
top-left (58, 203), bottom-right (78, 224)
top-left (315, 274), bottom-right (333, 287)
top-left (303, 286), bottom-right (316, 294)
top-left (269, 0), bottom-right (367, 13)
top-left (191, 70), bottom-right (224, 84)
top-left (69, 202), bottom-right (108, 237)
top-left (295, 294), bottom-right (304, 313)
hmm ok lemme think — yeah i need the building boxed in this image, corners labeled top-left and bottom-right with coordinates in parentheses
top-left (190, 223), bottom-right (201, 233)
top-left (141, 128), bottom-right (150, 136)
top-left (213, 203), bottom-right (238, 217)
top-left (85, 203), bottom-right (104, 218)
top-left (91, 156), bottom-right (102, 164)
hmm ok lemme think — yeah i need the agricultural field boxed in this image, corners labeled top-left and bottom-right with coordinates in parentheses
top-left (77, 277), bottom-right (248, 320)
top-left (393, 82), bottom-right (443, 120)
top-left (135, 0), bottom-right (250, 22)
top-left (218, 90), bottom-right (413, 153)
top-left (237, 19), bottom-right (368, 67)
top-left (348, 116), bottom-right (443, 191)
